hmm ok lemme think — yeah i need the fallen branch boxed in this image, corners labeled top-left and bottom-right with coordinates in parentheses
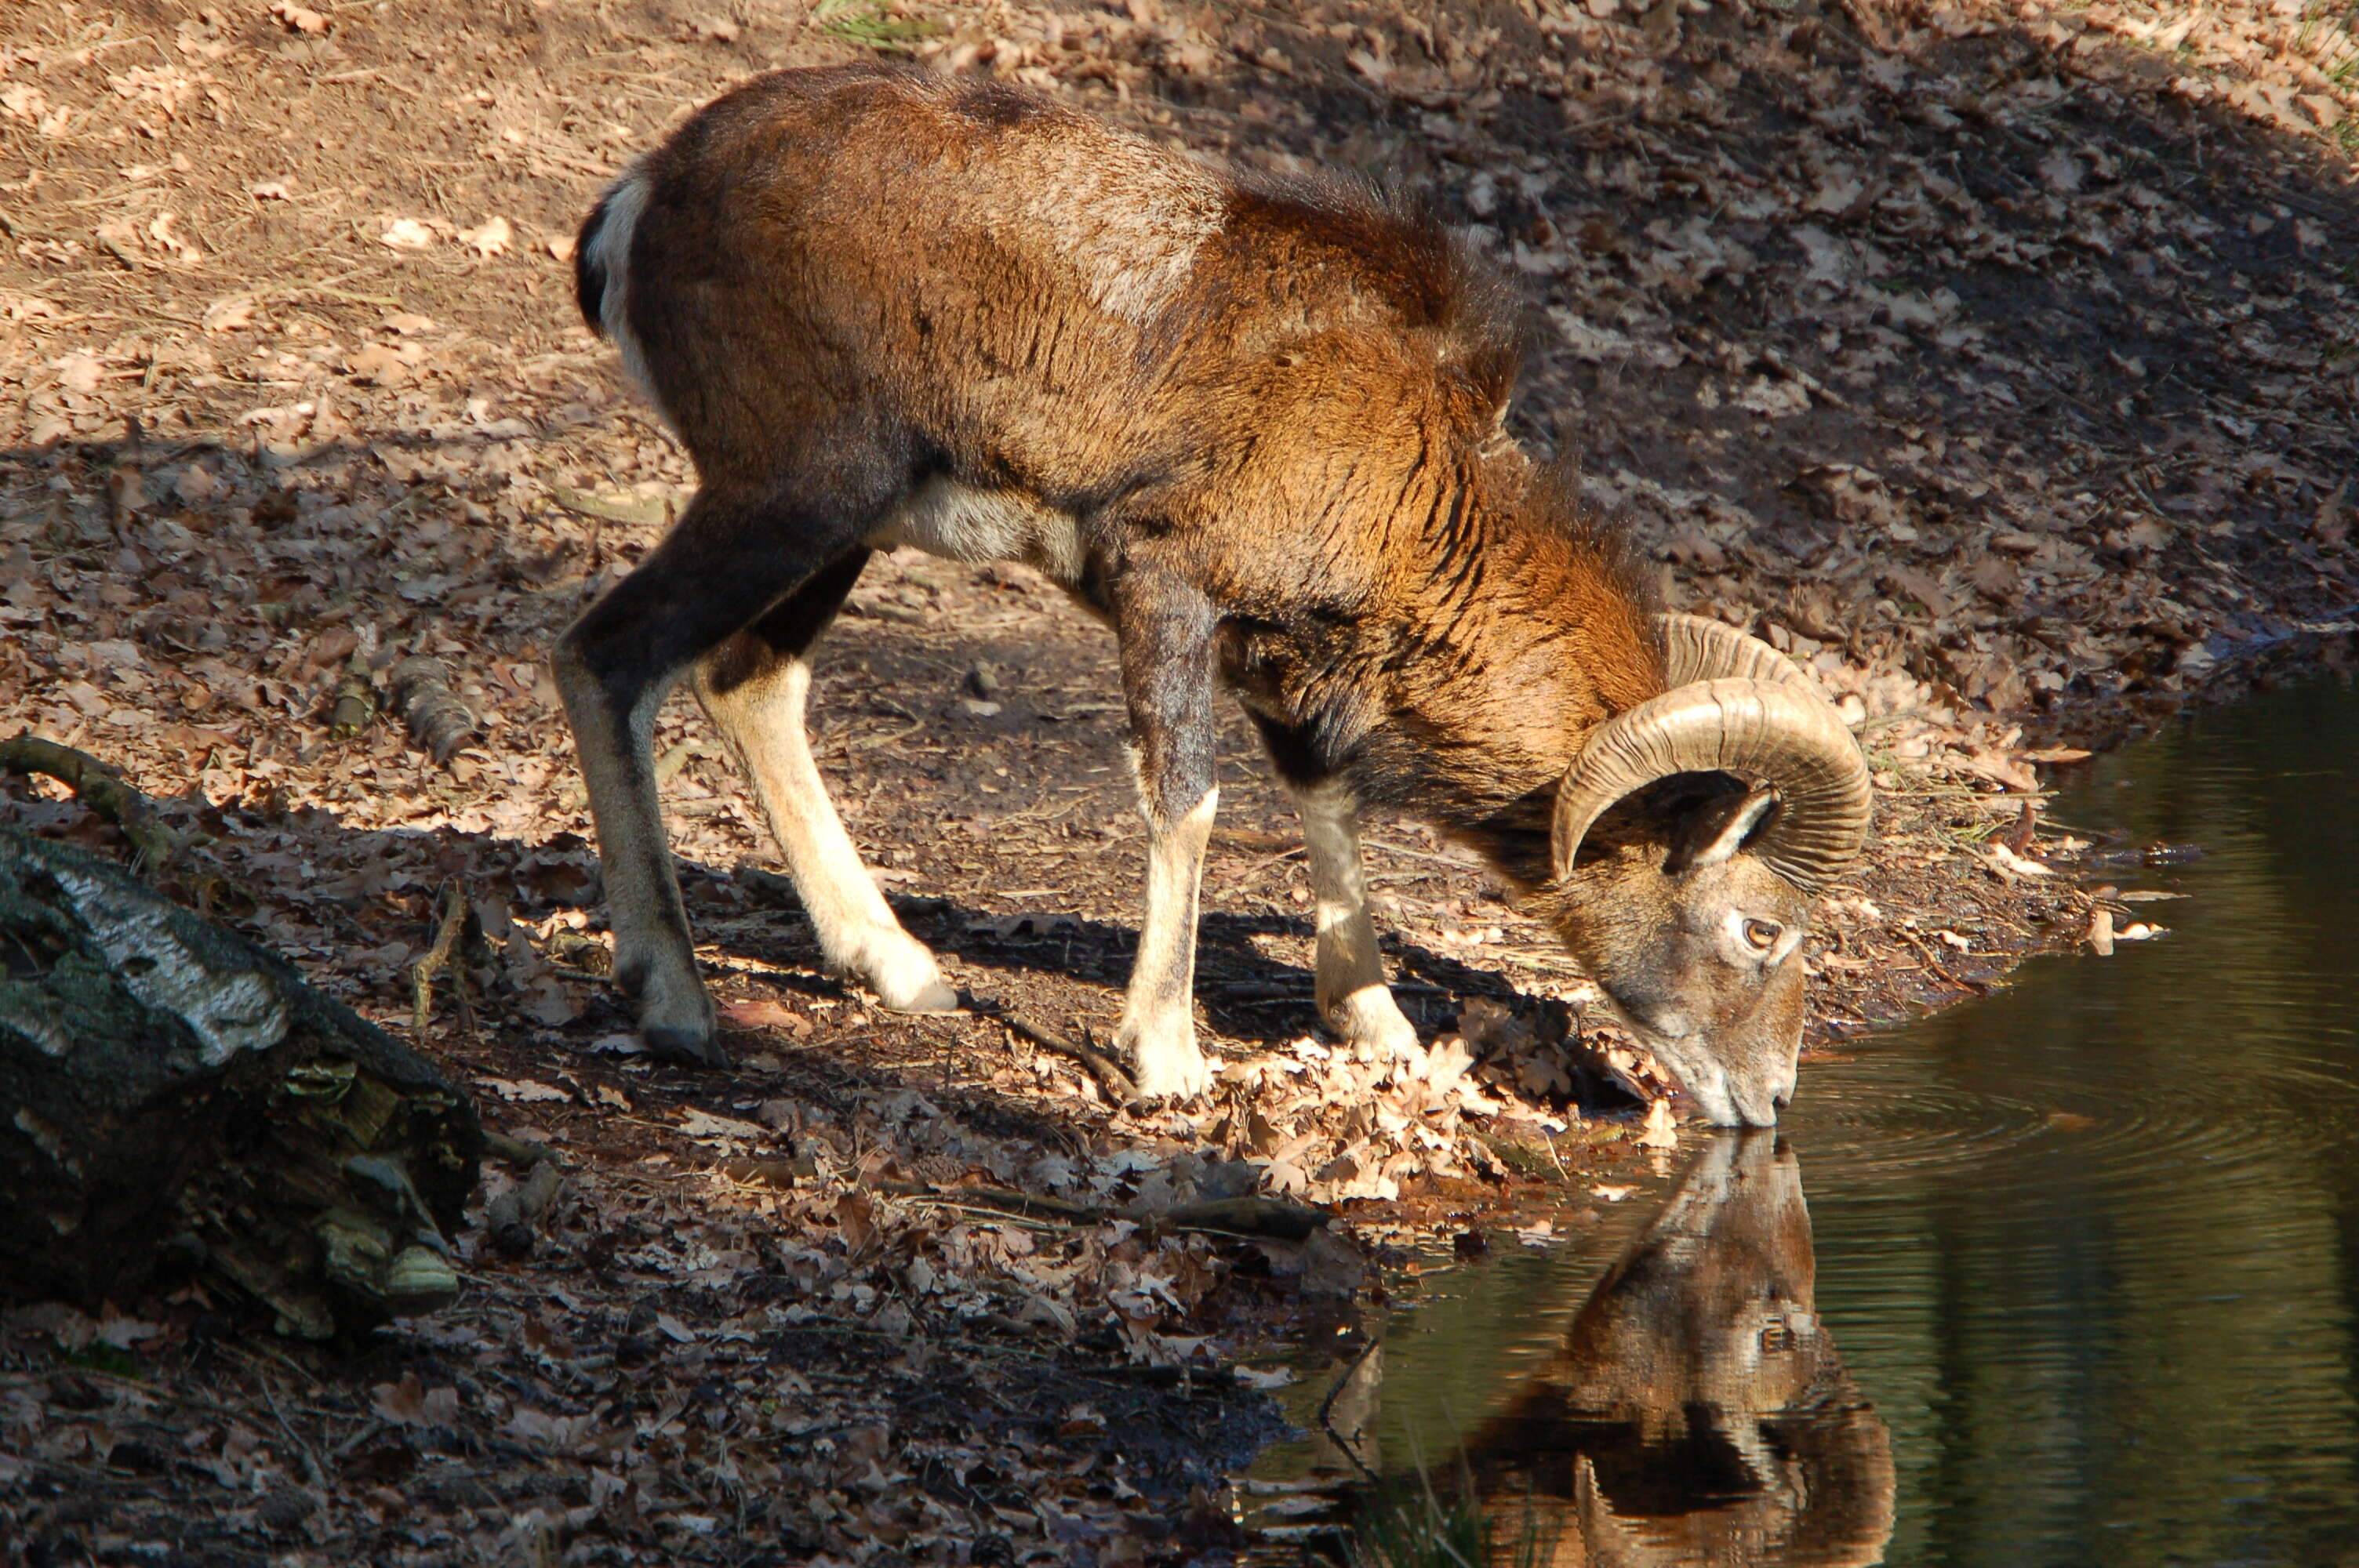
top-left (874, 1177), bottom-right (1100, 1224)
top-left (0, 828), bottom-right (482, 1334)
top-left (485, 1158), bottom-right (565, 1259)
top-left (1149, 1195), bottom-right (1329, 1241)
top-left (387, 656), bottom-right (478, 764)
top-left (871, 1178), bottom-right (1328, 1240)
top-left (0, 735), bottom-right (180, 873)
top-left (547, 483), bottom-right (677, 528)
top-left (326, 658), bottom-right (376, 740)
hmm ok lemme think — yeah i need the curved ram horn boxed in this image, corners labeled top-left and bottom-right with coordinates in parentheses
top-left (1552, 669), bottom-right (1872, 895)
top-left (1657, 611), bottom-right (1816, 690)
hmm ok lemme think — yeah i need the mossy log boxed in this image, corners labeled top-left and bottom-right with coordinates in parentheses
top-left (0, 826), bottom-right (482, 1338)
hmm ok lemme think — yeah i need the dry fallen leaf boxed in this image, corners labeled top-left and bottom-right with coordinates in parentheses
top-left (474, 1076), bottom-right (569, 1103)
top-left (722, 996), bottom-right (812, 1035)
top-left (460, 215), bottom-right (513, 257)
top-left (200, 294), bottom-right (257, 333)
top-left (380, 218), bottom-right (436, 249)
top-left (269, 2), bottom-right (329, 35)
top-left (53, 353), bottom-right (102, 394)
top-left (369, 1373), bottom-right (459, 1425)
top-left (1985, 841), bottom-right (2054, 879)
top-left (1637, 1098), bottom-right (1678, 1149)
top-left (2315, 481), bottom-right (2350, 548)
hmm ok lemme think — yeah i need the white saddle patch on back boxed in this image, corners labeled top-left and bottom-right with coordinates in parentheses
top-left (867, 477), bottom-right (1085, 585)
top-left (1008, 131), bottom-right (1225, 325)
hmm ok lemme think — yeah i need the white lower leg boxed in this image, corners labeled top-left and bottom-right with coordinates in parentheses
top-left (700, 659), bottom-right (955, 1012)
top-left (1299, 782), bottom-right (1419, 1056)
top-left (1118, 787), bottom-right (1217, 1098)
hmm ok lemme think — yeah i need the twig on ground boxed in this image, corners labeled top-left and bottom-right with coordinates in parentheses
top-left (1361, 837), bottom-right (1485, 872)
top-left (276, 284), bottom-right (405, 308)
top-left (0, 735), bottom-right (182, 873)
top-left (256, 1374), bottom-right (329, 1490)
top-left (410, 883), bottom-right (469, 1038)
top-left (483, 1131), bottom-right (558, 1169)
top-left (978, 1002), bottom-right (1142, 1105)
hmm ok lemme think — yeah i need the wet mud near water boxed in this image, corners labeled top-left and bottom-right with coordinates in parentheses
top-left (1246, 670), bottom-right (2359, 1568)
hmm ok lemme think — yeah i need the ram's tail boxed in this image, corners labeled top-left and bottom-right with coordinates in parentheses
top-left (573, 176), bottom-right (637, 338)
top-left (572, 169), bottom-right (664, 416)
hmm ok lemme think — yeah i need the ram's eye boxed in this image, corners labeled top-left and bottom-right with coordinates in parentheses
top-left (1743, 918), bottom-right (1783, 953)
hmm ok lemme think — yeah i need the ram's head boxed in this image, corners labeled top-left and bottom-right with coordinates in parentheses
top-left (1547, 616), bottom-right (1873, 1126)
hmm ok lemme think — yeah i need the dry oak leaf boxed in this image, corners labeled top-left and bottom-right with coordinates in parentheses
top-left (460, 215), bottom-right (512, 257)
top-left (721, 996), bottom-right (812, 1036)
top-left (269, 2), bottom-right (329, 34)
top-left (370, 1372), bottom-right (460, 1426)
top-left (1638, 1097), bottom-right (1679, 1149)
top-left (52, 354), bottom-right (103, 395)
top-left (380, 218), bottom-right (436, 250)
top-left (1985, 841), bottom-right (2054, 880)
top-left (474, 1076), bottom-right (569, 1102)
top-left (2315, 481), bottom-right (2350, 549)
top-left (343, 343), bottom-right (413, 387)
top-left (201, 294), bottom-right (257, 333)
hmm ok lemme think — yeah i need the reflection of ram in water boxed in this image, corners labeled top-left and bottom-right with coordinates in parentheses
top-left (1460, 1134), bottom-right (1894, 1566)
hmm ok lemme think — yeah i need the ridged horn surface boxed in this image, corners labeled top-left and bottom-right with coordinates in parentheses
top-left (1552, 670), bottom-right (1871, 895)
top-left (1656, 611), bottom-right (1816, 690)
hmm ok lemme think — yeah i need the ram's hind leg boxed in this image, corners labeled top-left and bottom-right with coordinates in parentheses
top-left (695, 551), bottom-right (959, 1015)
top-left (555, 488), bottom-right (867, 1067)
top-left (1249, 717), bottom-right (1421, 1059)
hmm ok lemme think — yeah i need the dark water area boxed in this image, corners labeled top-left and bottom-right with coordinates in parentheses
top-left (1246, 673), bottom-right (2359, 1567)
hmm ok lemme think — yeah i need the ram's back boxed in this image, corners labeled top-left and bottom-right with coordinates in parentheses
top-left (577, 64), bottom-right (1521, 608)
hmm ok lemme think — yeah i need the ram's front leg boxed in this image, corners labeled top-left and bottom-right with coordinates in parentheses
top-left (1110, 566), bottom-right (1220, 1101)
top-left (1296, 782), bottom-right (1422, 1059)
top-left (1247, 716), bottom-right (1421, 1059)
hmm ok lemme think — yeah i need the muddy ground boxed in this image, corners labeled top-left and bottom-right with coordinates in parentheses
top-left (1, 0), bottom-right (2355, 1563)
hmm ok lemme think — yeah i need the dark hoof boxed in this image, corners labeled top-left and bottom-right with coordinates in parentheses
top-left (643, 1025), bottom-right (730, 1069)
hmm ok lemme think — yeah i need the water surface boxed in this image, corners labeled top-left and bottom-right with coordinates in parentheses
top-left (1250, 673), bottom-right (2359, 1567)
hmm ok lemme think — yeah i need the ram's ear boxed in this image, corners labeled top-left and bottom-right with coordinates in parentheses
top-left (1670, 784), bottom-right (1779, 874)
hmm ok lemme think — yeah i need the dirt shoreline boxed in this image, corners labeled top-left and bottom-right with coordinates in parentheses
top-left (2, 0), bottom-right (2354, 1561)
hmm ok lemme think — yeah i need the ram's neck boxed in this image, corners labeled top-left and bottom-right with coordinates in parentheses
top-left (1345, 463), bottom-right (1667, 891)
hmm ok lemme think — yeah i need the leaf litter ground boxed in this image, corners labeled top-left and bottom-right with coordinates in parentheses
top-left (0, 0), bottom-right (2354, 1562)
